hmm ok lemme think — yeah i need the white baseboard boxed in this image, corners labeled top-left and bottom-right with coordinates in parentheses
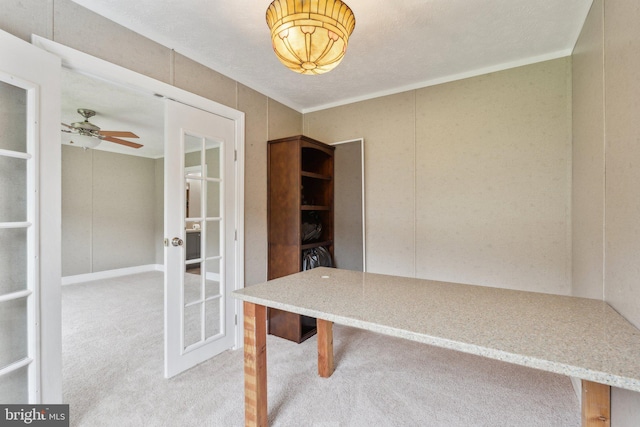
top-left (62, 264), bottom-right (164, 285)
top-left (206, 272), bottom-right (221, 282)
top-left (62, 264), bottom-right (220, 285)
top-left (159, 264), bottom-right (220, 281)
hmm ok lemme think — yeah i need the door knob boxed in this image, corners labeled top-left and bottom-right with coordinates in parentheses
top-left (171, 237), bottom-right (184, 247)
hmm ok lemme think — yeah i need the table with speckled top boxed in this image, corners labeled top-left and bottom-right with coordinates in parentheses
top-left (232, 267), bottom-right (640, 427)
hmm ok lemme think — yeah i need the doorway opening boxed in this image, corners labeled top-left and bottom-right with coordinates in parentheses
top-left (33, 35), bottom-right (245, 414)
top-left (331, 138), bottom-right (366, 272)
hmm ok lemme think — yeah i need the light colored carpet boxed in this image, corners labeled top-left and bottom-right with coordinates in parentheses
top-left (62, 272), bottom-right (580, 426)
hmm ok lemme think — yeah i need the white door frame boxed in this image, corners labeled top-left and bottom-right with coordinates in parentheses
top-left (32, 36), bottom-right (246, 351)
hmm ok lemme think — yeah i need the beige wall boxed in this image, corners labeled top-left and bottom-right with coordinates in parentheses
top-left (61, 146), bottom-right (92, 276)
top-left (603, 0), bottom-right (640, 421)
top-left (305, 93), bottom-right (417, 277)
top-left (572, 0), bottom-right (605, 300)
top-left (1, 0), bottom-right (301, 285)
top-left (91, 150), bottom-right (157, 272)
top-left (61, 145), bottom-right (156, 275)
top-left (305, 58), bottom-right (572, 294)
top-left (572, 0), bottom-right (640, 423)
top-left (603, 0), bottom-right (640, 329)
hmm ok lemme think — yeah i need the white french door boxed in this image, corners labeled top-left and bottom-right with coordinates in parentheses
top-left (164, 99), bottom-right (239, 378)
top-left (0, 30), bottom-right (62, 403)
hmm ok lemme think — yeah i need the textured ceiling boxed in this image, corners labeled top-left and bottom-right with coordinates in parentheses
top-left (61, 0), bottom-right (593, 158)
top-left (70, 0), bottom-right (594, 113)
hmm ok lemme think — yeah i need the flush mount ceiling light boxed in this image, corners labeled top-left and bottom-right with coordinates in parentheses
top-left (266, 0), bottom-right (356, 75)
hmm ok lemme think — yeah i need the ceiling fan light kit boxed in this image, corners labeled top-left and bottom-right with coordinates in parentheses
top-left (266, 0), bottom-right (356, 75)
top-left (70, 133), bottom-right (101, 149)
top-left (61, 108), bottom-right (143, 149)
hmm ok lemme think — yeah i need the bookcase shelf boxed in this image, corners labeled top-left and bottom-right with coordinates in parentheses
top-left (267, 135), bottom-right (335, 343)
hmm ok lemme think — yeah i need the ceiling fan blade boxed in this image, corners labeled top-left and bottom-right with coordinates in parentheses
top-left (99, 130), bottom-right (139, 138)
top-left (61, 122), bottom-right (73, 129)
top-left (101, 136), bottom-right (143, 149)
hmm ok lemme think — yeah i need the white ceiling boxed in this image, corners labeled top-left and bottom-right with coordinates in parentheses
top-left (62, 0), bottom-right (593, 158)
top-left (70, 0), bottom-right (593, 113)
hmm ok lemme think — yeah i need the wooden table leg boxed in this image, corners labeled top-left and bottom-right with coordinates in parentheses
top-left (244, 302), bottom-right (267, 427)
top-left (317, 319), bottom-right (334, 378)
top-left (581, 380), bottom-right (610, 427)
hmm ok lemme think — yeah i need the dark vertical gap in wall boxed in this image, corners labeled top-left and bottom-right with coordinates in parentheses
top-left (89, 149), bottom-right (94, 273)
top-left (266, 98), bottom-right (270, 140)
top-left (235, 82), bottom-right (238, 111)
top-left (302, 109), bottom-right (307, 135)
top-left (50, 0), bottom-right (56, 41)
top-left (169, 49), bottom-right (175, 86)
top-left (566, 58), bottom-right (573, 296)
top-left (412, 90), bottom-right (417, 279)
top-left (600, 0), bottom-right (607, 302)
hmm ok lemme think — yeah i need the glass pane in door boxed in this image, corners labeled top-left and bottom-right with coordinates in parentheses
top-left (205, 299), bottom-right (221, 337)
top-left (205, 259), bottom-right (221, 298)
top-left (0, 365), bottom-right (28, 404)
top-left (185, 177), bottom-right (202, 221)
top-left (205, 220), bottom-right (221, 258)
top-left (206, 181), bottom-right (221, 218)
top-left (0, 298), bottom-right (28, 368)
top-left (0, 228), bottom-right (27, 295)
top-left (0, 80), bottom-right (27, 152)
top-left (0, 156), bottom-right (27, 222)
top-left (183, 265), bottom-right (201, 305)
top-left (205, 142), bottom-right (220, 179)
top-left (184, 135), bottom-right (202, 171)
top-left (183, 303), bottom-right (202, 349)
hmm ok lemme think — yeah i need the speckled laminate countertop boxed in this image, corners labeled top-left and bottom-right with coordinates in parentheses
top-left (232, 267), bottom-right (640, 392)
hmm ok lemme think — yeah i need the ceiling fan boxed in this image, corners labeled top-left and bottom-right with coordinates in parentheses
top-left (61, 108), bottom-right (143, 149)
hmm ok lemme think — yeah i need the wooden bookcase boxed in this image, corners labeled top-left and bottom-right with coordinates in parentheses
top-left (267, 135), bottom-right (335, 343)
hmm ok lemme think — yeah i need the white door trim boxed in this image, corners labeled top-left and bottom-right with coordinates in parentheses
top-left (31, 36), bottom-right (246, 354)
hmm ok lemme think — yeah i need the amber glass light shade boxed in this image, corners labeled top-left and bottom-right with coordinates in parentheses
top-left (266, 0), bottom-right (356, 75)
